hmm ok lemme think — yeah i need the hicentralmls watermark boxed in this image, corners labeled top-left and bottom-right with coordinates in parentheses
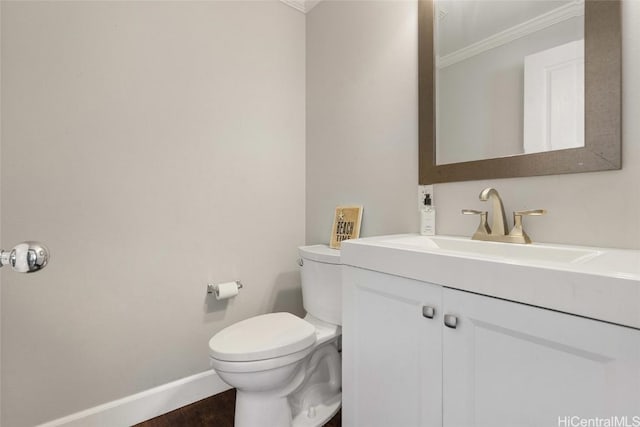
top-left (558, 416), bottom-right (640, 427)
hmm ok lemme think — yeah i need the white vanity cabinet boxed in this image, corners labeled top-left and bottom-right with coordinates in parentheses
top-left (342, 266), bottom-right (443, 427)
top-left (443, 287), bottom-right (640, 427)
top-left (343, 266), bottom-right (640, 427)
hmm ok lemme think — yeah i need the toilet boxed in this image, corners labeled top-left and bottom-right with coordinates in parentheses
top-left (208, 245), bottom-right (342, 427)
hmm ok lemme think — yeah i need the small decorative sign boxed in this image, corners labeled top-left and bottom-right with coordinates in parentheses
top-left (330, 205), bottom-right (363, 249)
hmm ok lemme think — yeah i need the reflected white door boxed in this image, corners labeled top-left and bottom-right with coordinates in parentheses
top-left (523, 40), bottom-right (584, 154)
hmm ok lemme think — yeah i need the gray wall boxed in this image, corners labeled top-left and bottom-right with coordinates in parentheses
top-left (0, 3), bottom-right (3, 423)
top-left (306, 0), bottom-right (640, 250)
top-left (1, 2), bottom-right (305, 426)
top-left (306, 0), bottom-right (419, 244)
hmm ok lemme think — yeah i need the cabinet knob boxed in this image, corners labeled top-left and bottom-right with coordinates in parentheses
top-left (422, 305), bottom-right (436, 319)
top-left (444, 314), bottom-right (458, 329)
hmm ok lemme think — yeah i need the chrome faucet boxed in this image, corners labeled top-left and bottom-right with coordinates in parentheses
top-left (462, 187), bottom-right (546, 244)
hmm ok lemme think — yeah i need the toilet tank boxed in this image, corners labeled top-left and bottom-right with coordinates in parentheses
top-left (298, 245), bottom-right (342, 325)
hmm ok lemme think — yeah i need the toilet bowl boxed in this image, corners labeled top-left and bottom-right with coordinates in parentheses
top-left (208, 245), bottom-right (342, 427)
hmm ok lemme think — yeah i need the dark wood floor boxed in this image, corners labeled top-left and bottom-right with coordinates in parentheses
top-left (134, 388), bottom-right (341, 427)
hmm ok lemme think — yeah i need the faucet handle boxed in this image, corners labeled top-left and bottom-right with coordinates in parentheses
top-left (514, 209), bottom-right (546, 216)
top-left (509, 209), bottom-right (547, 244)
top-left (461, 209), bottom-right (491, 240)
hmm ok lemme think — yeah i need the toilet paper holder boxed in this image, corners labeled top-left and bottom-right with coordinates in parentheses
top-left (207, 280), bottom-right (243, 294)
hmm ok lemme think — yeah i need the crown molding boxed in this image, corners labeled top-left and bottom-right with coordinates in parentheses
top-left (280, 0), bottom-right (322, 14)
top-left (437, 0), bottom-right (584, 69)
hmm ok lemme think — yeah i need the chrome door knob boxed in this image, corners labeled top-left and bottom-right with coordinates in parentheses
top-left (0, 241), bottom-right (50, 273)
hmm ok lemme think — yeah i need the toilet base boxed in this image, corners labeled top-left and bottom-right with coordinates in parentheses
top-left (235, 390), bottom-right (292, 427)
top-left (234, 391), bottom-right (341, 427)
top-left (291, 393), bottom-right (341, 427)
top-left (229, 342), bottom-right (341, 427)
top-left (289, 343), bottom-right (342, 427)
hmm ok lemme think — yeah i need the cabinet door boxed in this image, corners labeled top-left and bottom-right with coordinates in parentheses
top-left (342, 267), bottom-right (442, 427)
top-left (443, 288), bottom-right (640, 427)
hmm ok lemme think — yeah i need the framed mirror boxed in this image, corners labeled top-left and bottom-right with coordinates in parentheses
top-left (419, 0), bottom-right (621, 184)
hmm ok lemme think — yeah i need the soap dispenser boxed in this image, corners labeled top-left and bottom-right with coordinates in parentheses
top-left (420, 193), bottom-right (436, 236)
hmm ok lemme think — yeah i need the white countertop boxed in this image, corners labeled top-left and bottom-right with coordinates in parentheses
top-left (341, 234), bottom-right (640, 330)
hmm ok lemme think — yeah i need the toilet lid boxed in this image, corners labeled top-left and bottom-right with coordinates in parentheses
top-left (208, 312), bottom-right (316, 362)
top-left (299, 245), bottom-right (341, 264)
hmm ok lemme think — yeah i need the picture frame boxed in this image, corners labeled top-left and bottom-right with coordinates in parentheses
top-left (329, 205), bottom-right (363, 249)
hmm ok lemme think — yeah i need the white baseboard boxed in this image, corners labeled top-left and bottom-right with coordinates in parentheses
top-left (36, 370), bottom-right (231, 427)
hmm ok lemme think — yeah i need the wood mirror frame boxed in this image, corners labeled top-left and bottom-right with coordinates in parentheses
top-left (418, 0), bottom-right (621, 184)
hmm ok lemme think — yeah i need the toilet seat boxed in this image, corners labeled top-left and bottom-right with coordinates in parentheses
top-left (209, 312), bottom-right (317, 362)
top-left (210, 345), bottom-right (315, 374)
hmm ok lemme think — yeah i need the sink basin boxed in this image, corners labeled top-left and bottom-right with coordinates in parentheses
top-left (382, 235), bottom-right (602, 264)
